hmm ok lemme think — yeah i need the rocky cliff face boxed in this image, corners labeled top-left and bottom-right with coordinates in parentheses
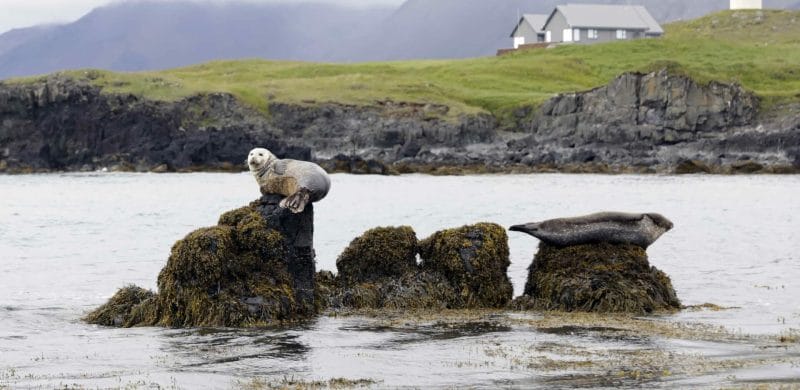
top-left (1, 70), bottom-right (798, 174)
top-left (0, 76), bottom-right (497, 173)
top-left (0, 76), bottom-right (306, 172)
top-left (508, 70), bottom-right (799, 172)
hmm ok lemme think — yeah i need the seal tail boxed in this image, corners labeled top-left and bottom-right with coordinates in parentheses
top-left (279, 188), bottom-right (312, 214)
top-left (509, 223), bottom-right (539, 236)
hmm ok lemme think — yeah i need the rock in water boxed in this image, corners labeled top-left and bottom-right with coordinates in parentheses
top-left (317, 223), bottom-right (512, 311)
top-left (335, 226), bottom-right (418, 285)
top-left (513, 242), bottom-right (680, 314)
top-left (419, 223), bottom-right (513, 308)
top-left (83, 286), bottom-right (155, 327)
top-left (85, 194), bottom-right (316, 328)
top-left (320, 226), bottom-right (458, 310)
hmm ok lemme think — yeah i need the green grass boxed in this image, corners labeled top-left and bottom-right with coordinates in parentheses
top-left (11, 10), bottom-right (800, 120)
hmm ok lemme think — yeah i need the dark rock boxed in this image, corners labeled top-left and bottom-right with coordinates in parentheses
top-left (510, 69), bottom-right (800, 172)
top-left (513, 242), bottom-right (680, 314)
top-left (418, 223), bottom-right (513, 308)
top-left (318, 154), bottom-right (393, 175)
top-left (0, 76), bottom-right (308, 172)
top-left (675, 159), bottom-right (712, 174)
top-left (336, 226), bottom-right (418, 285)
top-left (730, 160), bottom-right (764, 173)
top-left (86, 195), bottom-right (316, 328)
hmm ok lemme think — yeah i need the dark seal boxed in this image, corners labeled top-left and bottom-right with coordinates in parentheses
top-left (509, 212), bottom-right (673, 248)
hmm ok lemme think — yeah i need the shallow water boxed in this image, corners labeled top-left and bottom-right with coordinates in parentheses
top-left (1, 173), bottom-right (799, 388)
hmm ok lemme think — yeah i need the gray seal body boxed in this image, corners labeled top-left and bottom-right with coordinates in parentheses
top-left (509, 212), bottom-right (673, 248)
top-left (248, 147), bottom-right (331, 213)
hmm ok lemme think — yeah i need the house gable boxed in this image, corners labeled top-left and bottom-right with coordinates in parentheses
top-left (541, 4), bottom-right (663, 44)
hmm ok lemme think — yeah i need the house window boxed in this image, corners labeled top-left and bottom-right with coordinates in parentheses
top-left (588, 29), bottom-right (598, 39)
top-left (616, 29), bottom-right (627, 39)
top-left (573, 28), bottom-right (581, 41)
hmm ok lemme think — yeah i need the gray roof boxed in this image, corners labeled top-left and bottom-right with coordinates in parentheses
top-left (510, 13), bottom-right (548, 37)
top-left (549, 4), bottom-right (663, 34)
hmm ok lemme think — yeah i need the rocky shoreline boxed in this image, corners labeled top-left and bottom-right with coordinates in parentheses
top-left (1, 69), bottom-right (798, 174)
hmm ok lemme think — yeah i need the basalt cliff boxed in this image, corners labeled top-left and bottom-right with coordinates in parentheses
top-left (1, 69), bottom-right (798, 174)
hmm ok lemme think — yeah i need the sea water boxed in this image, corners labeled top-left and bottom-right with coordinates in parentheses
top-left (1, 173), bottom-right (799, 388)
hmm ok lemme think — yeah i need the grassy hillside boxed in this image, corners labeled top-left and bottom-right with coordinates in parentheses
top-left (11, 10), bottom-right (800, 121)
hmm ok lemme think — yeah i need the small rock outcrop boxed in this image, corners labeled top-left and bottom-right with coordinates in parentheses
top-left (318, 223), bottom-right (513, 311)
top-left (510, 212), bottom-right (680, 314)
top-left (335, 226), bottom-right (419, 285)
top-left (530, 68), bottom-right (757, 145)
top-left (85, 194), bottom-right (316, 328)
top-left (512, 243), bottom-right (680, 314)
top-left (419, 223), bottom-right (514, 308)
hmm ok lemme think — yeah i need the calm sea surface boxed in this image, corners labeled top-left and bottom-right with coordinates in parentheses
top-left (1, 173), bottom-right (799, 388)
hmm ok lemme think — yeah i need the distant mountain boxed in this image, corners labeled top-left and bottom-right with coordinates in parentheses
top-left (0, 25), bottom-right (57, 57)
top-left (0, 0), bottom-right (798, 80)
top-left (0, 1), bottom-right (393, 79)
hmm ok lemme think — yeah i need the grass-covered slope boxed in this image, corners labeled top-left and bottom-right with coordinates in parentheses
top-left (11, 10), bottom-right (800, 119)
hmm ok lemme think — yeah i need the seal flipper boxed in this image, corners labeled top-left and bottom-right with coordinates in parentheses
top-left (279, 188), bottom-right (312, 213)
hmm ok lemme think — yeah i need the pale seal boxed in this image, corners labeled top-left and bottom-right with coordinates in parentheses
top-left (509, 212), bottom-right (673, 248)
top-left (247, 147), bottom-right (331, 213)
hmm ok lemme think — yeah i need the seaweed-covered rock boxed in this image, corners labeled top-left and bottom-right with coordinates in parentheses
top-left (317, 270), bottom-right (458, 311)
top-left (83, 286), bottom-right (155, 327)
top-left (336, 226), bottom-right (418, 285)
top-left (418, 223), bottom-right (513, 308)
top-left (514, 242), bottom-right (680, 313)
top-left (86, 194), bottom-right (317, 328)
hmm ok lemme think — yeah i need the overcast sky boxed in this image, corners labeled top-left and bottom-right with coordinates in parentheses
top-left (0, 0), bottom-right (404, 34)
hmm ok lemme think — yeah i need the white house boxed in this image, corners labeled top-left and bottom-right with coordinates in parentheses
top-left (510, 14), bottom-right (549, 49)
top-left (730, 0), bottom-right (763, 9)
top-left (540, 4), bottom-right (663, 45)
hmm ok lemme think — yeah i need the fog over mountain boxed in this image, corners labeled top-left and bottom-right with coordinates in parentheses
top-left (0, 0), bottom-right (798, 80)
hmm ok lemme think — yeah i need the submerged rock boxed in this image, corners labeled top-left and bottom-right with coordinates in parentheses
top-left (86, 194), bottom-right (316, 328)
top-left (83, 285), bottom-right (156, 327)
top-left (513, 242), bottom-right (680, 314)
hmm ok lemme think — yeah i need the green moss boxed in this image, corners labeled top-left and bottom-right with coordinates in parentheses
top-left (84, 285), bottom-right (155, 327)
top-left (516, 243), bottom-right (681, 314)
top-left (336, 226), bottom-right (418, 285)
top-left (419, 223), bottom-right (513, 308)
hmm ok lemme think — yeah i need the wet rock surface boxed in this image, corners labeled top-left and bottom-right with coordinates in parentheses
top-left (85, 194), bottom-right (316, 327)
top-left (512, 242), bottom-right (681, 314)
top-left (2, 69), bottom-right (796, 174)
top-left (317, 223), bottom-right (513, 311)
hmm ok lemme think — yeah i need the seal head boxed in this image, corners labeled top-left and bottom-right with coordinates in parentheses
top-left (510, 212), bottom-right (673, 248)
